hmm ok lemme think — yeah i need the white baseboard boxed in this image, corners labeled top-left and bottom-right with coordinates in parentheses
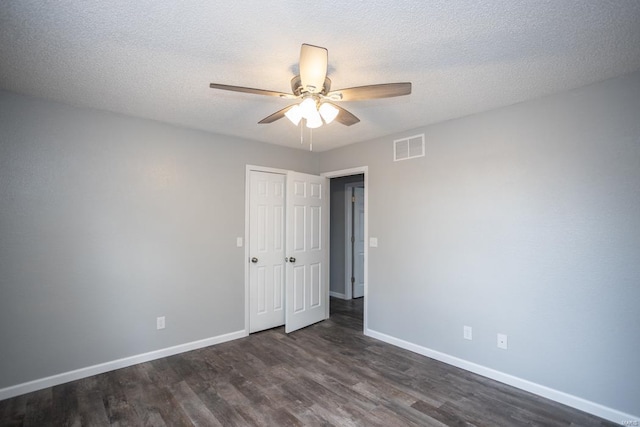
top-left (0, 329), bottom-right (247, 401)
top-left (364, 328), bottom-right (637, 425)
top-left (329, 291), bottom-right (347, 300)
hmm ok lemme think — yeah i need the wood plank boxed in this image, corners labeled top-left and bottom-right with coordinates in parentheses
top-left (0, 393), bottom-right (26, 427)
top-left (168, 380), bottom-right (223, 426)
top-left (95, 370), bottom-right (142, 426)
top-left (75, 377), bottom-right (110, 427)
top-left (23, 388), bottom-right (53, 427)
top-left (116, 364), bottom-right (191, 426)
top-left (194, 384), bottom-right (252, 427)
top-left (51, 381), bottom-right (81, 427)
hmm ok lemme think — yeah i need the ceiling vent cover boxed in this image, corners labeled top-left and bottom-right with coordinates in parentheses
top-left (394, 134), bottom-right (425, 161)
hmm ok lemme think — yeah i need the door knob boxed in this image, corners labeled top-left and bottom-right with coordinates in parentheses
top-left (288, 257), bottom-right (296, 263)
top-left (251, 257), bottom-right (258, 263)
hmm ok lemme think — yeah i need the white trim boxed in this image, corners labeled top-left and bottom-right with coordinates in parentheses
top-left (329, 291), bottom-right (347, 300)
top-left (323, 175), bottom-right (331, 321)
top-left (321, 167), bottom-right (368, 333)
top-left (244, 165), bottom-right (289, 335)
top-left (322, 167), bottom-right (367, 179)
top-left (0, 329), bottom-right (246, 401)
top-left (365, 328), bottom-right (638, 425)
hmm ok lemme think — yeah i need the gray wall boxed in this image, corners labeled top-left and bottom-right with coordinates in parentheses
top-left (329, 174), bottom-right (364, 296)
top-left (0, 90), bottom-right (317, 388)
top-left (319, 71), bottom-right (640, 416)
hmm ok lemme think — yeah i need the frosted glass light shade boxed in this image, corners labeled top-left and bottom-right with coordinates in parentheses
top-left (285, 104), bottom-right (302, 125)
top-left (299, 97), bottom-right (317, 119)
top-left (318, 103), bottom-right (339, 124)
top-left (305, 110), bottom-right (323, 128)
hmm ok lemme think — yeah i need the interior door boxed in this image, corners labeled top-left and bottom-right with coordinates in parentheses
top-left (249, 171), bottom-right (285, 333)
top-left (285, 171), bottom-right (328, 333)
top-left (353, 186), bottom-right (365, 298)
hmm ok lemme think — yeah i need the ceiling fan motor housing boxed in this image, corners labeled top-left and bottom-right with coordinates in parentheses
top-left (291, 76), bottom-right (331, 96)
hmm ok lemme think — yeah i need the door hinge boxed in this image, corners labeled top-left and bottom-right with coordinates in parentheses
top-left (352, 196), bottom-right (356, 203)
top-left (351, 276), bottom-right (355, 283)
top-left (351, 235), bottom-right (355, 243)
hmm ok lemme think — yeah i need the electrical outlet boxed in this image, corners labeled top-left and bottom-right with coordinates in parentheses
top-left (497, 333), bottom-right (508, 349)
top-left (463, 325), bottom-right (472, 340)
top-left (369, 237), bottom-right (378, 247)
top-left (157, 316), bottom-right (165, 330)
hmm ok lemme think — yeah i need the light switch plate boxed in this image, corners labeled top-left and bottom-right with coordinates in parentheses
top-left (236, 237), bottom-right (243, 247)
top-left (464, 326), bottom-right (472, 340)
top-left (369, 237), bottom-right (378, 247)
top-left (497, 333), bottom-right (508, 349)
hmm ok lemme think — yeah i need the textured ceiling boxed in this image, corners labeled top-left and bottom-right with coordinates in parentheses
top-left (2, 1), bottom-right (640, 152)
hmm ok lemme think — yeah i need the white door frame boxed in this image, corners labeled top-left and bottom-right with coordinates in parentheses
top-left (344, 181), bottom-right (364, 300)
top-left (321, 166), bottom-right (368, 332)
top-left (244, 165), bottom-right (289, 335)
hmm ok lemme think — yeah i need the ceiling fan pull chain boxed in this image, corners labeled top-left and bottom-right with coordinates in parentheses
top-left (300, 120), bottom-right (304, 145)
top-left (309, 128), bottom-right (313, 151)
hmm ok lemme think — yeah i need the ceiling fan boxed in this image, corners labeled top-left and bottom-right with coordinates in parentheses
top-left (209, 44), bottom-right (412, 129)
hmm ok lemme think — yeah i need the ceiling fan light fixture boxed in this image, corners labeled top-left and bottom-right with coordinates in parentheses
top-left (306, 112), bottom-right (323, 128)
top-left (319, 103), bottom-right (339, 124)
top-left (299, 97), bottom-right (317, 119)
top-left (285, 104), bottom-right (302, 125)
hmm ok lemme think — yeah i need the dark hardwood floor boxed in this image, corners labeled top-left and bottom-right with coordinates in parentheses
top-left (1, 297), bottom-right (617, 426)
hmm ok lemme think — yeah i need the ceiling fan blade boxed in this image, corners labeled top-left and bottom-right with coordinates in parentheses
top-left (328, 82), bottom-right (412, 101)
top-left (332, 104), bottom-right (360, 126)
top-left (210, 83), bottom-right (294, 99)
top-left (299, 44), bottom-right (328, 94)
top-left (258, 105), bottom-right (295, 124)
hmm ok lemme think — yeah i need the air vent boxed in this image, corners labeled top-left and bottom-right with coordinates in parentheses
top-left (394, 134), bottom-right (425, 161)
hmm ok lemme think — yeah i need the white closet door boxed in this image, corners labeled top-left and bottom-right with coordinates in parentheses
top-left (285, 171), bottom-right (328, 333)
top-left (249, 171), bottom-right (285, 333)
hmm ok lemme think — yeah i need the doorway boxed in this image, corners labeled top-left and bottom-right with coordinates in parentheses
top-left (323, 167), bottom-right (368, 332)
